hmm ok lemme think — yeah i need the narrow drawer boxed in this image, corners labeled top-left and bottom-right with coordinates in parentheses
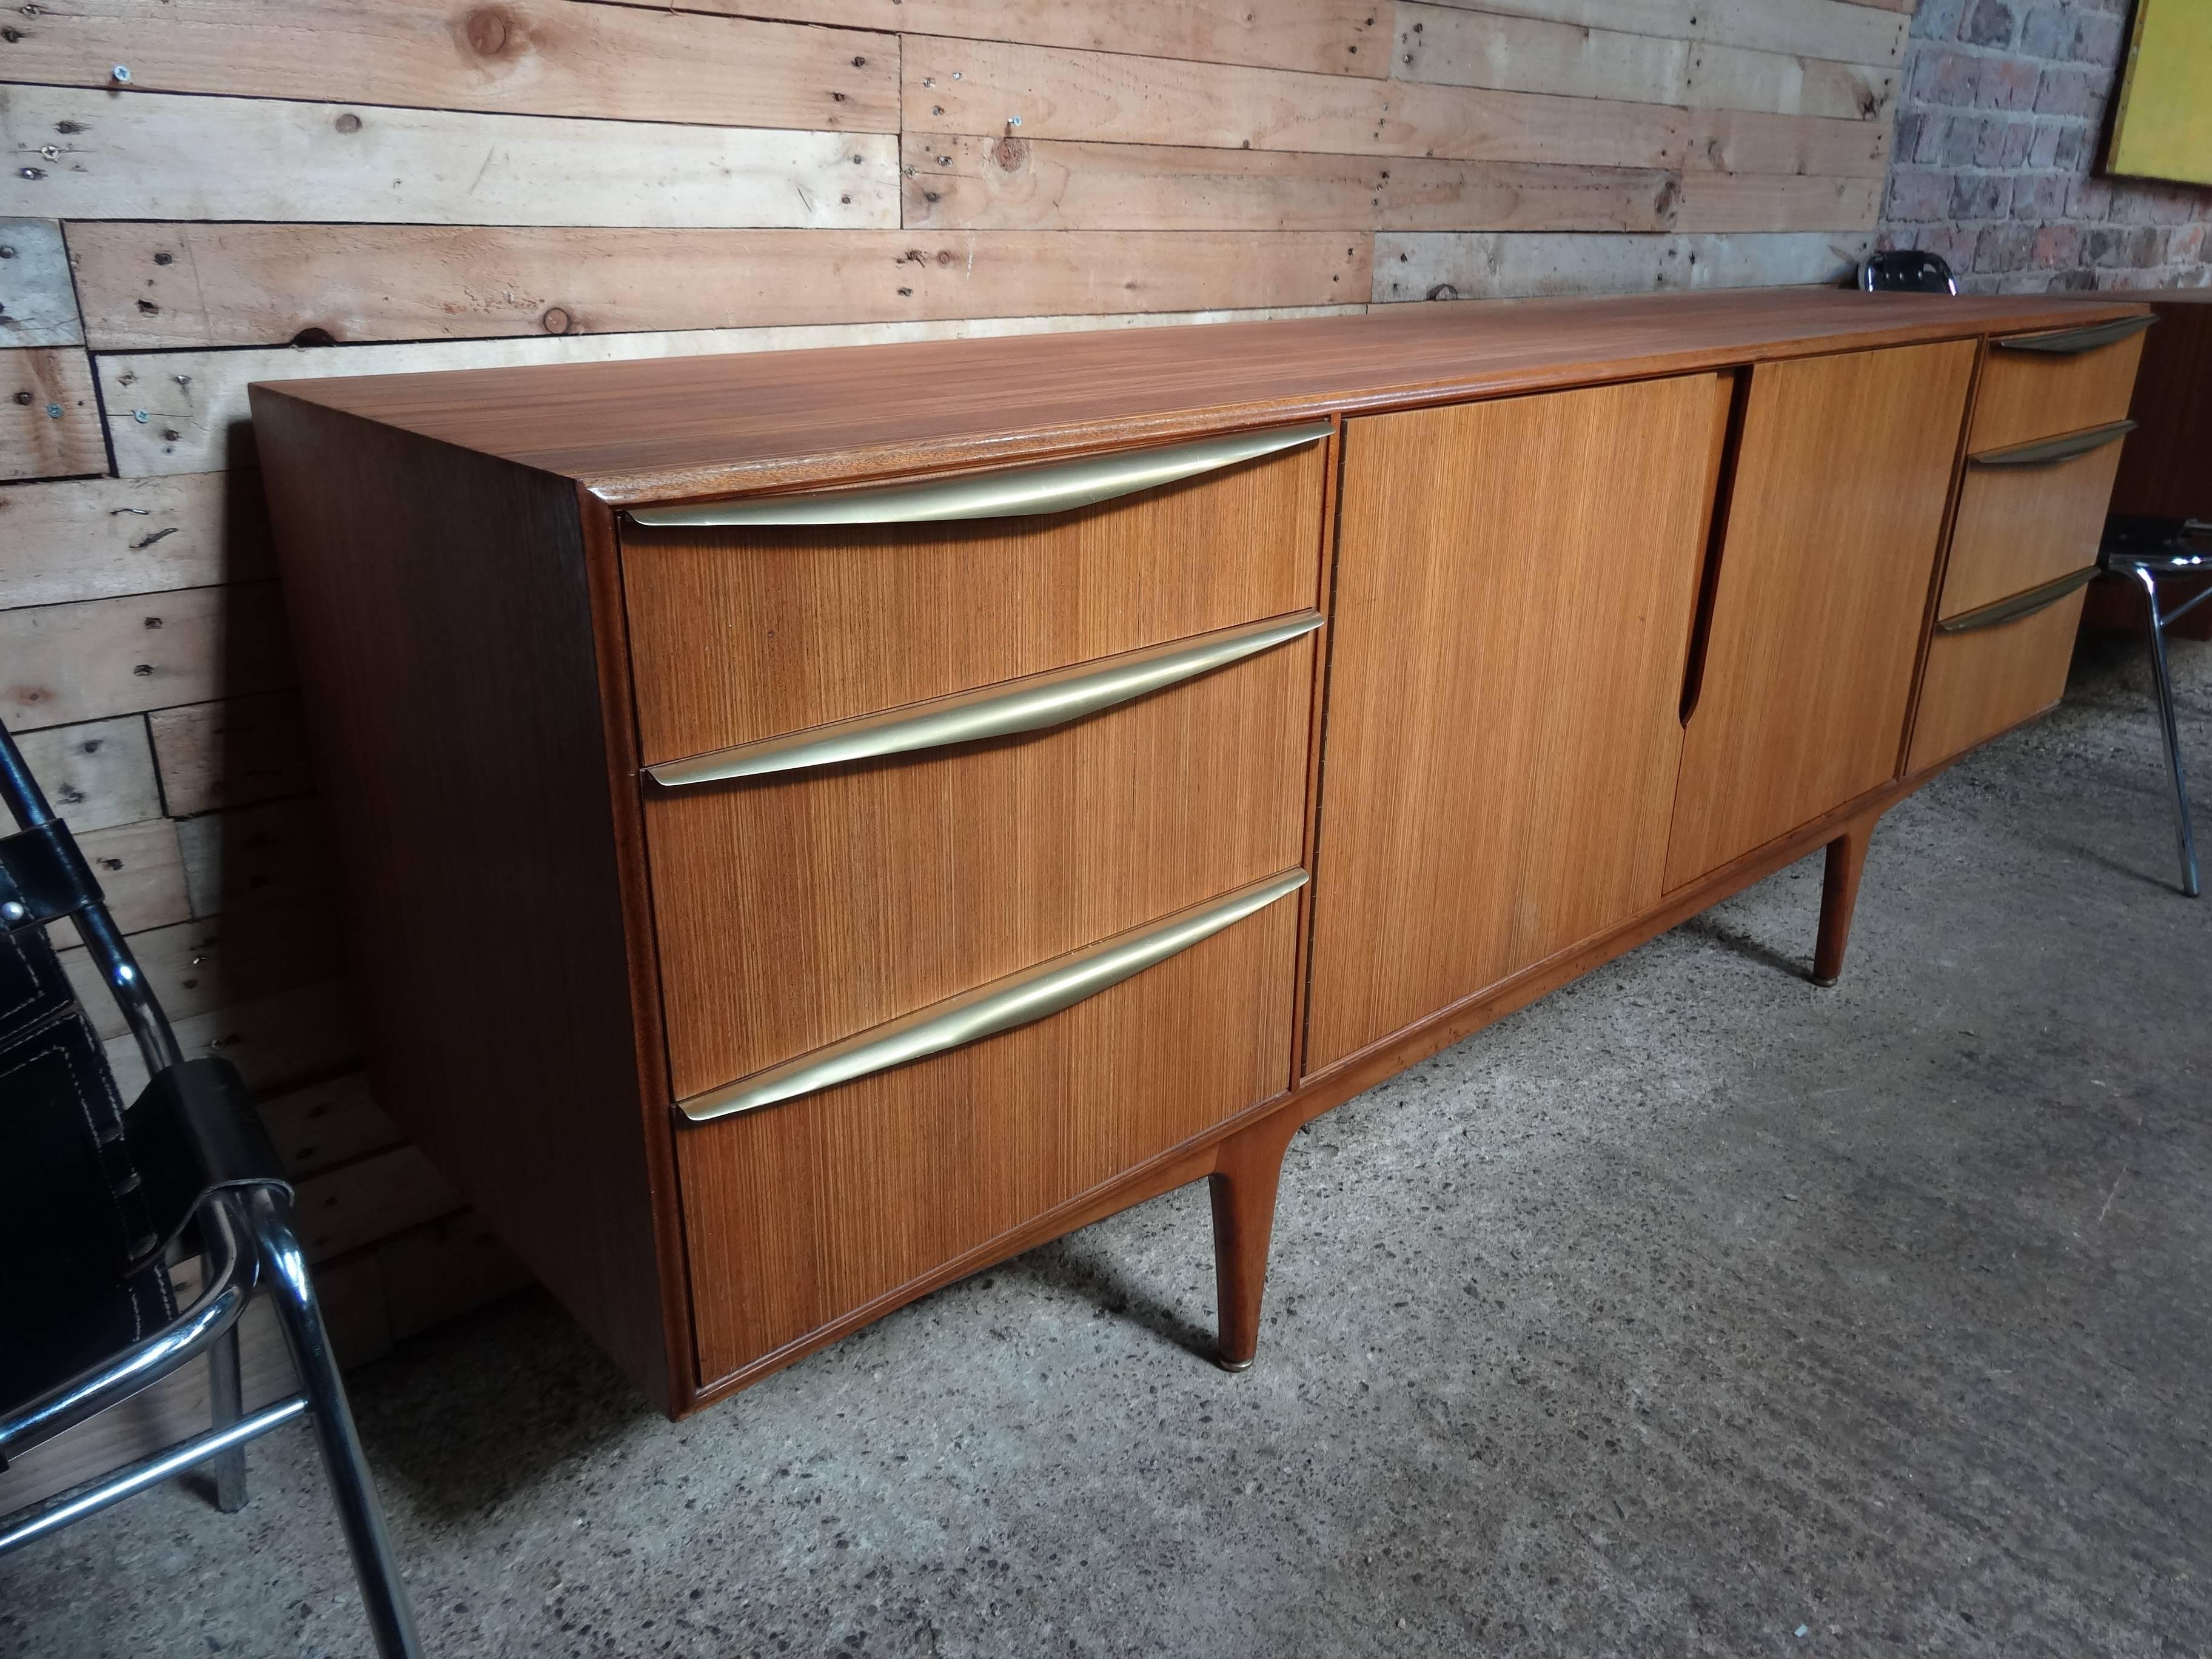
top-left (1968, 315), bottom-right (2150, 454)
top-left (675, 876), bottom-right (1303, 1384)
top-left (1937, 421), bottom-right (2129, 620)
top-left (619, 425), bottom-right (1330, 765)
top-left (644, 623), bottom-right (1318, 1104)
top-left (1908, 578), bottom-right (2090, 774)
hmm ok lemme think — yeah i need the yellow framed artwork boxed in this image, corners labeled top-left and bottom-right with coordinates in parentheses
top-left (2105, 0), bottom-right (2212, 186)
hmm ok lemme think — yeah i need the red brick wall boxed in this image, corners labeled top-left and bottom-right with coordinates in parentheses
top-left (1878, 0), bottom-right (2212, 292)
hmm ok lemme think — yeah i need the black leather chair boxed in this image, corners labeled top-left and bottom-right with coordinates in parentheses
top-left (0, 718), bottom-right (421, 1657)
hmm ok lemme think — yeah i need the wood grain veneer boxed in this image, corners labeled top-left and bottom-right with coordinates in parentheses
top-left (245, 395), bottom-right (684, 1413)
top-left (620, 444), bottom-right (1325, 762)
top-left (1304, 372), bottom-right (1731, 1073)
top-left (1907, 590), bottom-right (2091, 776)
top-left (648, 638), bottom-right (1315, 1098)
top-left (1664, 340), bottom-right (1976, 890)
top-left (677, 897), bottom-right (1299, 1384)
top-left (1939, 442), bottom-right (2125, 621)
top-left (2109, 293), bottom-right (2212, 521)
top-left (1968, 327), bottom-right (2145, 455)
top-left (259, 290), bottom-right (2145, 506)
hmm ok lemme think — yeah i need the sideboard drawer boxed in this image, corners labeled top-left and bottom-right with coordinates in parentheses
top-left (1908, 578), bottom-right (2090, 773)
top-left (1937, 421), bottom-right (2128, 620)
top-left (645, 622), bottom-right (1318, 1104)
top-left (620, 427), bottom-right (1331, 765)
top-left (675, 877), bottom-right (1302, 1385)
top-left (1968, 317), bottom-right (2149, 454)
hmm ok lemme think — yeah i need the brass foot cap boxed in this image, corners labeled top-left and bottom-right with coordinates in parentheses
top-left (1214, 1355), bottom-right (1254, 1373)
top-left (1811, 974), bottom-right (1839, 988)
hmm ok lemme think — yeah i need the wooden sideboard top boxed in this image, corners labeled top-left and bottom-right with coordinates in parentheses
top-left (253, 288), bottom-right (2150, 508)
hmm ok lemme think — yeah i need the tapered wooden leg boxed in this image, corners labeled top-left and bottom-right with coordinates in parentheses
top-left (1208, 1110), bottom-right (1299, 1372)
top-left (1813, 812), bottom-right (1876, 987)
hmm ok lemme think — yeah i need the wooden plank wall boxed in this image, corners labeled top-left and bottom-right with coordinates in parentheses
top-left (0, 0), bottom-right (1906, 1493)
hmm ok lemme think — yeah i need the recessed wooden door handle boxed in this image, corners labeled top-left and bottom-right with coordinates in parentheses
top-left (675, 870), bottom-right (1310, 1122)
top-left (627, 421), bottom-right (1335, 528)
top-left (1968, 420), bottom-right (2135, 469)
top-left (1989, 314), bottom-right (2155, 355)
top-left (647, 611), bottom-right (1325, 788)
top-left (1935, 566), bottom-right (2099, 633)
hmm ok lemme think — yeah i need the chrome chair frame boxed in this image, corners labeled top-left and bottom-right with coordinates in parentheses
top-left (0, 720), bottom-right (422, 1658)
top-left (2098, 525), bottom-right (2209, 898)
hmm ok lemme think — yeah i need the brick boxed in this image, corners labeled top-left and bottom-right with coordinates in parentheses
top-left (2170, 224), bottom-right (2208, 266)
top-left (1886, 169), bottom-right (1952, 221)
top-left (2109, 184), bottom-right (2160, 226)
top-left (2068, 174), bottom-right (2114, 219)
top-left (1916, 47), bottom-right (1983, 106)
top-left (2047, 267), bottom-right (2099, 292)
top-left (1977, 59), bottom-right (2041, 110)
top-left (1999, 121), bottom-right (2036, 167)
top-left (1949, 173), bottom-right (2011, 219)
top-left (2011, 173), bottom-right (2068, 220)
top-left (2053, 125), bottom-right (2091, 170)
top-left (2029, 224), bottom-right (2080, 267)
top-left (1975, 225), bottom-right (2034, 272)
top-left (1914, 0), bottom-right (1969, 40)
top-left (2019, 5), bottom-right (2072, 58)
top-left (2027, 121), bottom-right (2065, 169)
top-left (1960, 0), bottom-right (2017, 47)
top-left (2035, 65), bottom-right (2098, 116)
top-left (1941, 115), bottom-right (1990, 166)
top-left (2082, 226), bottom-right (2127, 266)
top-left (2071, 12), bottom-right (2123, 63)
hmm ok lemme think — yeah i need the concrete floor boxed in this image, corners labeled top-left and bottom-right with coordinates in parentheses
top-left (4, 629), bottom-right (2207, 1658)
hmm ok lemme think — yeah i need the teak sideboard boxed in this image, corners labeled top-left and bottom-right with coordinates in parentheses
top-left (250, 289), bottom-right (2150, 1417)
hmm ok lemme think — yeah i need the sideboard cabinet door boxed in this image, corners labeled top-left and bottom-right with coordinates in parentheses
top-left (1304, 374), bottom-right (1732, 1077)
top-left (1663, 341), bottom-right (1976, 888)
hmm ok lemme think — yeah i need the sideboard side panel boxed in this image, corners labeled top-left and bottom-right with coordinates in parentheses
top-left (249, 392), bottom-right (679, 1413)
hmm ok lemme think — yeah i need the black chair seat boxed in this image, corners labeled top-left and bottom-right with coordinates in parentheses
top-left (0, 927), bottom-right (178, 1412)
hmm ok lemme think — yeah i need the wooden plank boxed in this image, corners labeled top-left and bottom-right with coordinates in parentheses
top-left (72, 223), bottom-right (1370, 349)
top-left (11, 714), bottom-right (160, 832)
top-left (49, 815), bottom-right (189, 942)
top-left (0, 472), bottom-right (272, 609)
top-left (903, 35), bottom-right (1694, 169)
top-left (0, 0), bottom-right (897, 132)
top-left (1684, 106), bottom-right (1890, 176)
top-left (148, 691), bottom-right (313, 817)
top-left (377, 1211), bottom-right (533, 1341)
top-left (98, 303), bottom-right (1369, 475)
top-left (1395, 4), bottom-right (1896, 122)
top-left (175, 797), bottom-right (329, 919)
top-left (59, 896), bottom-right (343, 1041)
top-left (291, 1144), bottom-right (461, 1265)
top-left (0, 581), bottom-right (293, 730)
top-left (1671, 172), bottom-right (1883, 233)
top-left (0, 86), bottom-right (899, 228)
top-left (1410, 0), bottom-right (1909, 69)
top-left (104, 977), bottom-right (356, 1098)
top-left (1372, 230), bottom-right (1872, 301)
top-left (583, 0), bottom-right (1389, 78)
top-left (904, 134), bottom-right (1677, 232)
top-left (1, 347), bottom-right (104, 480)
top-left (0, 1251), bottom-right (387, 1516)
top-left (260, 1072), bottom-right (404, 1182)
top-left (0, 218), bottom-right (81, 346)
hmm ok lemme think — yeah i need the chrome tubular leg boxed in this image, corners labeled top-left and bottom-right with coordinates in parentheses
top-left (2135, 567), bottom-right (2201, 898)
top-left (240, 1191), bottom-right (423, 1659)
top-left (207, 1324), bottom-right (247, 1513)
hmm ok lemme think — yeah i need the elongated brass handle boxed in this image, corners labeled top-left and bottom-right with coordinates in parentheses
top-left (1937, 566), bottom-right (2098, 633)
top-left (1991, 314), bottom-right (2154, 355)
top-left (628, 421), bottom-right (1334, 528)
top-left (677, 870), bottom-right (1310, 1123)
top-left (1969, 420), bottom-right (2135, 469)
top-left (648, 612), bottom-right (1324, 788)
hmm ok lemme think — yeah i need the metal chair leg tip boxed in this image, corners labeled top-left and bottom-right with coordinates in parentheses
top-left (1811, 974), bottom-right (1839, 988)
top-left (1213, 1354), bottom-right (1254, 1373)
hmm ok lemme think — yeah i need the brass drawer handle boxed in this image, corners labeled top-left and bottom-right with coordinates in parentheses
top-left (676, 870), bottom-right (1310, 1122)
top-left (648, 611), bottom-right (1324, 788)
top-left (1937, 566), bottom-right (2099, 633)
top-left (1969, 420), bottom-right (2136, 469)
top-left (628, 421), bottom-right (1335, 528)
top-left (1990, 314), bottom-right (2155, 355)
